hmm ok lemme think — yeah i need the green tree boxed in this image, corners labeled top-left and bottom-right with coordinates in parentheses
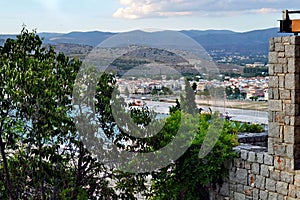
top-left (225, 86), bottom-right (233, 98)
top-left (0, 28), bottom-right (118, 199)
top-left (162, 86), bottom-right (173, 95)
top-left (149, 113), bottom-right (238, 199)
top-left (112, 78), bottom-right (238, 199)
top-left (0, 28), bottom-right (240, 200)
top-left (169, 98), bottom-right (181, 114)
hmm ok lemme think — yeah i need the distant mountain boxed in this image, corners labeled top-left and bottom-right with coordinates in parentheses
top-left (42, 31), bottom-right (115, 46)
top-left (0, 34), bottom-right (16, 41)
top-left (0, 28), bottom-right (292, 57)
top-left (181, 28), bottom-right (287, 55)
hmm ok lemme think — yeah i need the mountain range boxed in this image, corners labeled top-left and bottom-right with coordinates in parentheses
top-left (0, 28), bottom-right (291, 56)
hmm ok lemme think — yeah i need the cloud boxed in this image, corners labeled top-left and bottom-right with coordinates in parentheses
top-left (113, 0), bottom-right (298, 19)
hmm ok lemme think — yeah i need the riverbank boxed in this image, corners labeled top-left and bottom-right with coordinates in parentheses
top-left (196, 99), bottom-right (268, 112)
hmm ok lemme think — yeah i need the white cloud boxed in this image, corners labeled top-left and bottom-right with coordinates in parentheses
top-left (113, 0), bottom-right (299, 19)
top-left (113, 0), bottom-right (163, 19)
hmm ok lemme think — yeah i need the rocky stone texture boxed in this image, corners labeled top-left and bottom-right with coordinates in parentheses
top-left (212, 36), bottom-right (300, 199)
top-left (268, 36), bottom-right (300, 170)
top-left (238, 132), bottom-right (268, 147)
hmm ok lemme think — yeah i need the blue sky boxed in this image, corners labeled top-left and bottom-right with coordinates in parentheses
top-left (0, 0), bottom-right (299, 34)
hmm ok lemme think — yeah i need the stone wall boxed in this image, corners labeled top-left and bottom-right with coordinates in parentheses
top-left (212, 36), bottom-right (300, 199)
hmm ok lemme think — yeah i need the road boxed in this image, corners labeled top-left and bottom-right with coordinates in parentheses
top-left (143, 100), bottom-right (268, 124)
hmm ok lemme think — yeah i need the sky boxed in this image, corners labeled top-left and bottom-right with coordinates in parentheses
top-left (0, 0), bottom-right (299, 34)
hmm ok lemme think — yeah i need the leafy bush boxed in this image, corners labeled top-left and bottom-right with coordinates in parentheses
top-left (231, 121), bottom-right (264, 133)
top-left (149, 112), bottom-right (239, 199)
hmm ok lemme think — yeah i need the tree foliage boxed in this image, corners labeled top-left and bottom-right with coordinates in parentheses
top-left (0, 28), bottom-right (118, 199)
top-left (0, 28), bottom-right (239, 199)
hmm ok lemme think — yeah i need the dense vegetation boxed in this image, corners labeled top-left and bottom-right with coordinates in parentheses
top-left (0, 29), bottom-right (240, 199)
top-left (243, 66), bottom-right (268, 77)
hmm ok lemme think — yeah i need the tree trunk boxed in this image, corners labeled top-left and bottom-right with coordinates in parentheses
top-left (71, 142), bottom-right (84, 200)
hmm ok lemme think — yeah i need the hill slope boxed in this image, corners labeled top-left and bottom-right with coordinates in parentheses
top-left (0, 28), bottom-right (291, 58)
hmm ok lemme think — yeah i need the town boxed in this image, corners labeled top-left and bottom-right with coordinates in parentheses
top-left (116, 72), bottom-right (269, 102)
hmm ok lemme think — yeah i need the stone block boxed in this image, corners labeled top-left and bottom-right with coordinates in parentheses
top-left (268, 122), bottom-right (280, 137)
top-left (252, 188), bottom-right (259, 200)
top-left (280, 89), bottom-right (291, 100)
top-left (278, 75), bottom-right (285, 88)
top-left (248, 152), bottom-right (256, 162)
top-left (241, 150), bottom-right (248, 160)
top-left (282, 36), bottom-right (290, 43)
top-left (288, 184), bottom-right (297, 198)
top-left (278, 58), bottom-right (288, 64)
top-left (275, 111), bottom-right (285, 124)
top-left (261, 164), bottom-right (270, 177)
top-left (274, 156), bottom-right (286, 170)
top-left (281, 171), bottom-right (294, 183)
top-left (266, 178), bottom-right (276, 191)
top-left (286, 158), bottom-right (294, 171)
top-left (275, 43), bottom-right (285, 52)
top-left (268, 76), bottom-right (278, 88)
top-left (269, 169), bottom-right (280, 181)
top-left (257, 153), bottom-right (264, 164)
top-left (284, 126), bottom-right (295, 143)
top-left (236, 168), bottom-right (248, 185)
top-left (259, 190), bottom-right (268, 200)
top-left (285, 104), bottom-right (299, 116)
top-left (278, 52), bottom-right (285, 58)
top-left (273, 143), bottom-right (287, 157)
top-left (276, 181), bottom-right (288, 195)
top-left (268, 192), bottom-right (278, 199)
top-left (234, 192), bottom-right (245, 200)
top-left (236, 184), bottom-right (244, 193)
top-left (268, 100), bottom-right (282, 111)
top-left (248, 174), bottom-right (255, 187)
top-left (243, 186), bottom-right (253, 196)
top-left (286, 45), bottom-right (296, 58)
top-left (255, 175), bottom-right (265, 189)
top-left (274, 37), bottom-right (282, 43)
top-left (269, 51), bottom-right (278, 64)
top-left (251, 163), bottom-right (260, 175)
top-left (287, 144), bottom-right (295, 159)
top-left (277, 194), bottom-right (285, 200)
top-left (285, 74), bottom-right (296, 89)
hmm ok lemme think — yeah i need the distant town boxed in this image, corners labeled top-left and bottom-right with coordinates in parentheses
top-left (116, 65), bottom-right (269, 103)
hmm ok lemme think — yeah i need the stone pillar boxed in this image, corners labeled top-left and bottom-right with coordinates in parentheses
top-left (268, 36), bottom-right (300, 170)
